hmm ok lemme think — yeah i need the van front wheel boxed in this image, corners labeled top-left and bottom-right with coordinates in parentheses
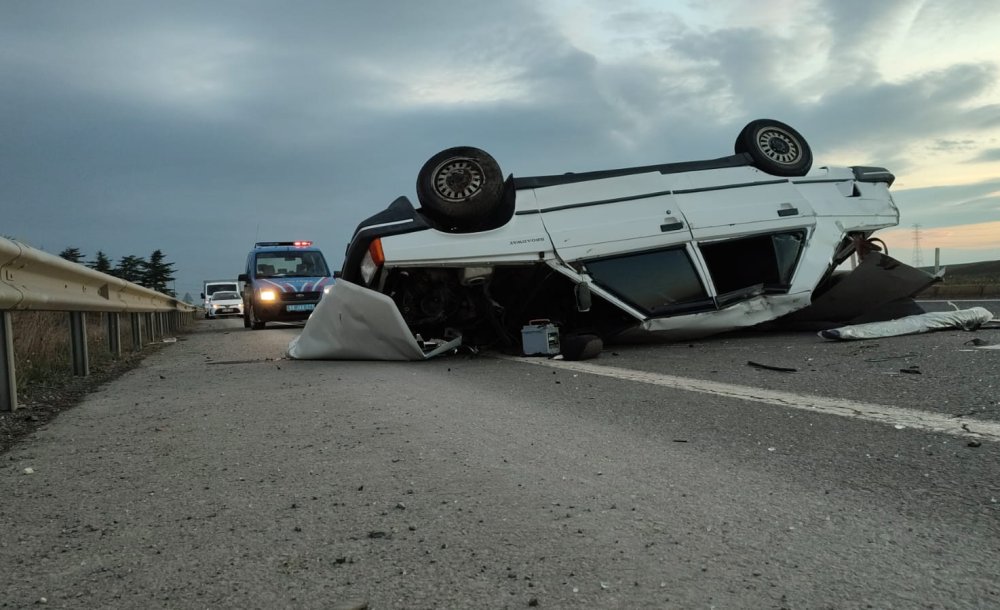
top-left (416, 147), bottom-right (504, 225)
top-left (249, 304), bottom-right (265, 330)
top-left (735, 119), bottom-right (812, 177)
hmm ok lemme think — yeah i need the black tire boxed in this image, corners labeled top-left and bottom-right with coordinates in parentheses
top-left (561, 334), bottom-right (603, 361)
top-left (416, 147), bottom-right (504, 224)
top-left (249, 303), bottom-right (265, 330)
top-left (734, 119), bottom-right (812, 177)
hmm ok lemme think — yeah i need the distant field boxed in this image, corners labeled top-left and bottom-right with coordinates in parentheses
top-left (928, 259), bottom-right (1000, 284)
top-left (918, 259), bottom-right (1000, 298)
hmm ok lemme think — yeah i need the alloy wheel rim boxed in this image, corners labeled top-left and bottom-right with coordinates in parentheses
top-left (432, 158), bottom-right (485, 202)
top-left (756, 127), bottom-right (801, 165)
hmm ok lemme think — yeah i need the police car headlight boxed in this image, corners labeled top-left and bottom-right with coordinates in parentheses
top-left (260, 289), bottom-right (277, 301)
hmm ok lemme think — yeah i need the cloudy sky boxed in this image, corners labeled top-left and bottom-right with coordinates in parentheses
top-left (3, 0), bottom-right (999, 300)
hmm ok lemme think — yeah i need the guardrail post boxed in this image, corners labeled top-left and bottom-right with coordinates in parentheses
top-left (107, 312), bottom-right (122, 358)
top-left (1, 311), bottom-right (17, 412)
top-left (69, 311), bottom-right (89, 376)
top-left (130, 312), bottom-right (143, 351)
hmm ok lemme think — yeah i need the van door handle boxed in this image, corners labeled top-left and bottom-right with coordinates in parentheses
top-left (777, 204), bottom-right (799, 217)
top-left (660, 217), bottom-right (684, 232)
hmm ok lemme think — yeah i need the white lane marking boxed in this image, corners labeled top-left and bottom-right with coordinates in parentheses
top-left (502, 356), bottom-right (1000, 443)
top-left (916, 299), bottom-right (1000, 302)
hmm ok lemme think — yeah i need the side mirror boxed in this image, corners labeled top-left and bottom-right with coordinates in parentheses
top-left (237, 273), bottom-right (249, 282)
top-left (199, 292), bottom-right (205, 299)
top-left (333, 270), bottom-right (343, 279)
top-left (574, 282), bottom-right (592, 313)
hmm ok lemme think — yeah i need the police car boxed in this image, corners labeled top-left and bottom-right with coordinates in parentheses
top-left (334, 119), bottom-right (922, 350)
top-left (238, 241), bottom-right (334, 329)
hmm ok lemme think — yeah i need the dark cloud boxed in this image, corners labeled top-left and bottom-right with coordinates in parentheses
top-left (796, 63), bottom-right (1000, 159)
top-left (583, 2), bottom-right (1000, 166)
top-left (970, 148), bottom-right (1000, 163)
top-left (893, 178), bottom-right (1000, 226)
top-left (816, 0), bottom-right (916, 73)
top-left (3, 0), bottom-right (999, 297)
top-left (931, 139), bottom-right (978, 153)
top-left (911, 0), bottom-right (1000, 34)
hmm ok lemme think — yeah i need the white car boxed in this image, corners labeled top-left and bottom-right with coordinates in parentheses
top-left (205, 290), bottom-right (244, 319)
top-left (318, 119), bottom-right (930, 357)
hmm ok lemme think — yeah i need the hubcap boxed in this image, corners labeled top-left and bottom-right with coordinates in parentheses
top-left (756, 127), bottom-right (800, 165)
top-left (432, 158), bottom-right (484, 202)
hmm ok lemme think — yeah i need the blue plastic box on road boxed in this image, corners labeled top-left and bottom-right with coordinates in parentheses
top-left (521, 320), bottom-right (560, 356)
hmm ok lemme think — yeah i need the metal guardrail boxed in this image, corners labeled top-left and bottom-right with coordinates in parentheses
top-left (1, 237), bottom-right (197, 411)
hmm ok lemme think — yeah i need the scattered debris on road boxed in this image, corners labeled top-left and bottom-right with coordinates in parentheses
top-left (819, 307), bottom-right (995, 341)
top-left (747, 361), bottom-right (798, 373)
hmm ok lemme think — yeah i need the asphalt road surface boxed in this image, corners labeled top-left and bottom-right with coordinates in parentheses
top-left (2, 313), bottom-right (998, 609)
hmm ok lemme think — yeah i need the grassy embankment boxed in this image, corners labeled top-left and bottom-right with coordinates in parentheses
top-left (919, 259), bottom-right (1000, 298)
top-left (12, 312), bottom-right (136, 394)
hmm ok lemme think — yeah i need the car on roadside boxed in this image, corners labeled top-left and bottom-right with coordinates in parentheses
top-left (200, 280), bottom-right (239, 318)
top-left (205, 290), bottom-right (243, 319)
top-left (328, 119), bottom-right (928, 355)
top-left (238, 241), bottom-right (335, 329)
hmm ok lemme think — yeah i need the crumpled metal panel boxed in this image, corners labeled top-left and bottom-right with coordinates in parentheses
top-left (782, 253), bottom-right (940, 324)
top-left (287, 279), bottom-right (461, 360)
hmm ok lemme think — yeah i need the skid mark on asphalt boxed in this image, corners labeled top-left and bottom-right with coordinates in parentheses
top-left (502, 356), bottom-right (1000, 443)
